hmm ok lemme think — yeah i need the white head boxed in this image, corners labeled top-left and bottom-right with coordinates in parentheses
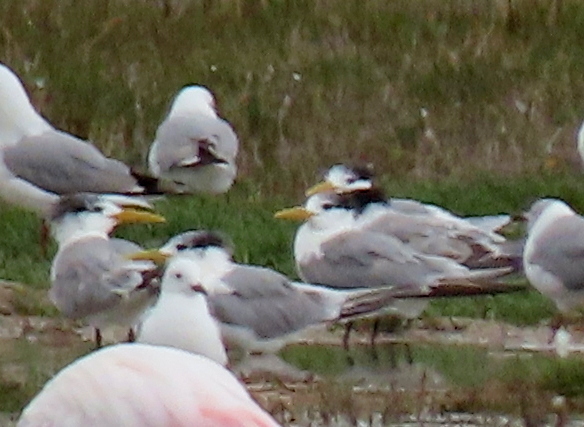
top-left (524, 198), bottom-right (575, 232)
top-left (0, 64), bottom-right (51, 146)
top-left (325, 164), bottom-right (374, 192)
top-left (306, 164), bottom-right (375, 196)
top-left (303, 193), bottom-right (356, 231)
top-left (168, 85), bottom-right (217, 119)
top-left (161, 257), bottom-right (232, 296)
top-left (276, 193), bottom-right (353, 224)
top-left (161, 230), bottom-right (231, 255)
top-left (50, 194), bottom-right (164, 244)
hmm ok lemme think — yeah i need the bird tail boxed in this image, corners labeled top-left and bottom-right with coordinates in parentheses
top-left (337, 279), bottom-right (527, 320)
top-left (337, 286), bottom-right (416, 320)
top-left (400, 280), bottom-right (527, 298)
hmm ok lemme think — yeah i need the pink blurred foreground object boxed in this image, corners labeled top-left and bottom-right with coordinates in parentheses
top-left (17, 343), bottom-right (281, 427)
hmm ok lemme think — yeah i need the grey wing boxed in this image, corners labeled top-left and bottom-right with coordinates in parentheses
top-left (221, 265), bottom-right (296, 298)
top-left (152, 115), bottom-right (238, 172)
top-left (50, 240), bottom-right (144, 319)
top-left (528, 216), bottom-right (584, 291)
top-left (365, 212), bottom-right (474, 261)
top-left (209, 265), bottom-right (328, 338)
top-left (4, 130), bottom-right (139, 194)
top-left (299, 230), bottom-right (445, 290)
top-left (108, 238), bottom-right (143, 255)
top-left (389, 198), bottom-right (434, 215)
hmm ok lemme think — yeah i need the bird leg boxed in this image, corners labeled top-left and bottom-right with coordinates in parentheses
top-left (404, 342), bottom-right (414, 365)
top-left (370, 318), bottom-right (380, 347)
top-left (342, 321), bottom-right (353, 351)
top-left (127, 328), bottom-right (136, 343)
top-left (94, 328), bottom-right (103, 349)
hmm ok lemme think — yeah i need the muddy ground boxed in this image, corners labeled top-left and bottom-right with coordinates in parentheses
top-left (1, 282), bottom-right (583, 426)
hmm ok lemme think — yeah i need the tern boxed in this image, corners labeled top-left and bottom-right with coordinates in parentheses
top-left (305, 163), bottom-right (521, 269)
top-left (132, 230), bottom-right (410, 355)
top-left (275, 192), bottom-right (514, 346)
top-left (49, 193), bottom-right (165, 347)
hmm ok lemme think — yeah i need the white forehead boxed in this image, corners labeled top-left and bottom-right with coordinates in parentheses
top-left (526, 198), bottom-right (574, 230)
top-left (325, 165), bottom-right (372, 191)
top-left (97, 200), bottom-right (124, 216)
top-left (169, 85), bottom-right (215, 116)
top-left (163, 256), bottom-right (231, 294)
top-left (161, 233), bottom-right (192, 254)
top-left (86, 195), bottom-right (149, 216)
top-left (101, 194), bottom-right (153, 209)
top-left (304, 193), bottom-right (338, 213)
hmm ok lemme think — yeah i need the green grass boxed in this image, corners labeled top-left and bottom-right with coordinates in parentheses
top-left (5, 170), bottom-right (584, 325)
top-left (0, 338), bottom-right (90, 412)
top-left (1, 1), bottom-right (584, 192)
top-left (0, 0), bottom-right (584, 323)
top-left (3, 0), bottom-right (584, 419)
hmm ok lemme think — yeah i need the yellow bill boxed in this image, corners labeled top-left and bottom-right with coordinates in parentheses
top-left (126, 249), bottom-right (171, 264)
top-left (113, 208), bottom-right (166, 225)
top-left (305, 180), bottom-right (335, 197)
top-left (274, 206), bottom-right (314, 221)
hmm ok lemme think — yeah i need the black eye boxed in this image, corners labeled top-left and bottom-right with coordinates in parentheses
top-left (176, 244), bottom-right (187, 251)
top-left (346, 177), bottom-right (357, 184)
top-left (322, 203), bottom-right (334, 210)
top-left (174, 272), bottom-right (183, 280)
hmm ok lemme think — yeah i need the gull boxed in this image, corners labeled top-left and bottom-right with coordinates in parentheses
top-left (148, 85), bottom-right (239, 194)
top-left (17, 343), bottom-right (280, 427)
top-left (0, 64), bottom-right (151, 217)
top-left (523, 198), bottom-right (584, 330)
top-left (132, 230), bottom-right (405, 355)
top-left (138, 256), bottom-right (233, 366)
top-left (305, 164), bottom-right (520, 269)
top-left (275, 192), bottom-right (514, 346)
top-left (49, 193), bottom-right (165, 347)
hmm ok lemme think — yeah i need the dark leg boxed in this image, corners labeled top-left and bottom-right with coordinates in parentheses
top-left (404, 342), bottom-right (413, 365)
top-left (127, 328), bottom-right (136, 343)
top-left (343, 321), bottom-right (353, 351)
top-left (95, 328), bottom-right (102, 349)
top-left (370, 318), bottom-right (380, 347)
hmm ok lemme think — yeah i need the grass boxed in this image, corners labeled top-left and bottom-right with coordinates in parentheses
top-left (3, 0), bottom-right (584, 420)
top-left (277, 342), bottom-right (584, 423)
top-left (1, 0), bottom-right (584, 192)
top-left (8, 169), bottom-right (584, 325)
top-left (4, 170), bottom-right (584, 324)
